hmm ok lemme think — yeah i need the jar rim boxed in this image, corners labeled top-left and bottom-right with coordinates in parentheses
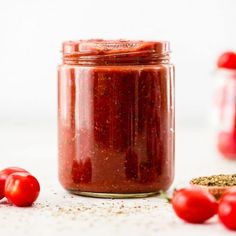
top-left (62, 39), bottom-right (170, 65)
top-left (63, 39), bottom-right (170, 55)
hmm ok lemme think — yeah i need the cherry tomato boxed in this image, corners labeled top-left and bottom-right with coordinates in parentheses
top-left (218, 187), bottom-right (236, 230)
top-left (217, 52), bottom-right (236, 70)
top-left (172, 187), bottom-right (218, 223)
top-left (4, 172), bottom-right (40, 207)
top-left (0, 167), bottom-right (28, 200)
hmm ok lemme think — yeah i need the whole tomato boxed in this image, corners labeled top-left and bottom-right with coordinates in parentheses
top-left (0, 167), bottom-right (28, 200)
top-left (172, 187), bottom-right (218, 223)
top-left (217, 52), bottom-right (236, 70)
top-left (218, 187), bottom-right (236, 230)
top-left (4, 172), bottom-right (40, 207)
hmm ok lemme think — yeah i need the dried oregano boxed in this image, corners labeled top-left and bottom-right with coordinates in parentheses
top-left (191, 174), bottom-right (236, 187)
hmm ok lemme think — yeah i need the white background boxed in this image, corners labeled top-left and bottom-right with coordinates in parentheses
top-left (0, 0), bottom-right (236, 126)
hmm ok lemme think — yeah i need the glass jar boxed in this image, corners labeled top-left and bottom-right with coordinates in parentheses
top-left (215, 70), bottom-right (236, 159)
top-left (58, 39), bottom-right (175, 198)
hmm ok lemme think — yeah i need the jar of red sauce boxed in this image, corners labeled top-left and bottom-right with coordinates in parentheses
top-left (58, 39), bottom-right (175, 198)
top-left (215, 52), bottom-right (236, 159)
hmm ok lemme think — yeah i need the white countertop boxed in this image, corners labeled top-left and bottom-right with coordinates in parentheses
top-left (0, 123), bottom-right (236, 236)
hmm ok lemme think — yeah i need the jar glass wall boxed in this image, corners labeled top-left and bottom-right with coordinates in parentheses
top-left (215, 70), bottom-right (236, 158)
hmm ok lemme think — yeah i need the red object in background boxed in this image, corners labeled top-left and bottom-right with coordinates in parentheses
top-left (4, 172), bottom-right (40, 207)
top-left (218, 187), bottom-right (236, 230)
top-left (217, 52), bottom-right (236, 70)
top-left (216, 52), bottom-right (236, 159)
top-left (172, 188), bottom-right (218, 223)
top-left (0, 167), bottom-right (28, 200)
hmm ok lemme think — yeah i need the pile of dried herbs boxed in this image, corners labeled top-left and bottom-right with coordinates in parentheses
top-left (191, 174), bottom-right (236, 187)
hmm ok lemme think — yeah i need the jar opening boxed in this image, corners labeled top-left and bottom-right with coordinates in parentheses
top-left (62, 39), bottom-right (170, 65)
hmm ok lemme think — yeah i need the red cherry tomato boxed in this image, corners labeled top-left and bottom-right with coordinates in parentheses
top-left (0, 167), bottom-right (28, 200)
top-left (172, 188), bottom-right (218, 223)
top-left (217, 52), bottom-right (236, 70)
top-left (218, 187), bottom-right (236, 230)
top-left (4, 172), bottom-right (40, 207)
